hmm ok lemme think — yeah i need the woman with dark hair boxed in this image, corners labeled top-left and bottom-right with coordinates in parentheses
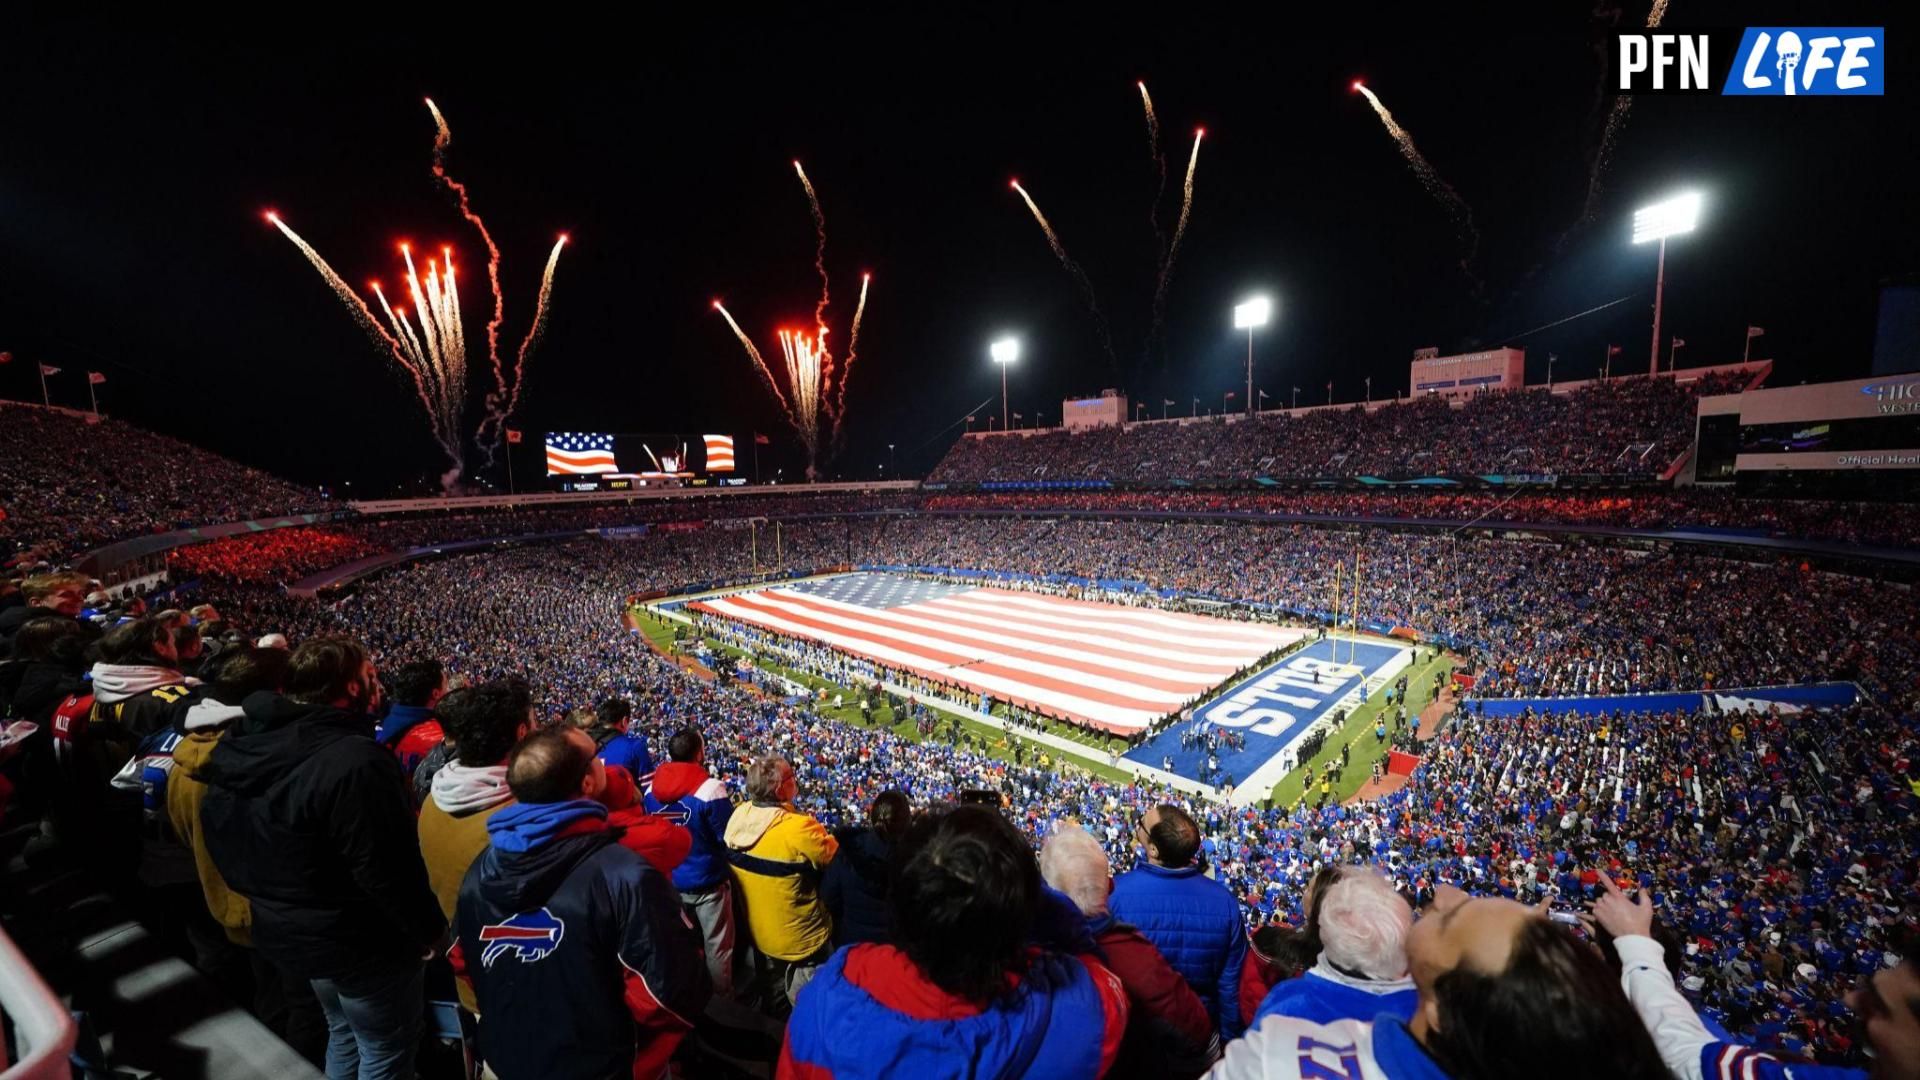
top-left (820, 788), bottom-right (911, 947)
top-left (1210, 884), bottom-right (1670, 1080)
top-left (780, 805), bottom-right (1130, 1079)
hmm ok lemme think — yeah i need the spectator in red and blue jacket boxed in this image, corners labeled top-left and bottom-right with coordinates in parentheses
top-left (779, 805), bottom-right (1129, 1079)
top-left (374, 658), bottom-right (445, 776)
top-left (643, 727), bottom-right (738, 999)
top-left (1111, 803), bottom-right (1250, 1038)
top-left (455, 725), bottom-right (709, 1080)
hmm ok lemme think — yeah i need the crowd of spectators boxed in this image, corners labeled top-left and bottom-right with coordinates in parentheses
top-left (0, 403), bottom-right (321, 560)
top-left (930, 372), bottom-right (1751, 484)
top-left (167, 527), bottom-right (387, 584)
top-left (5, 463), bottom-right (1918, 1076)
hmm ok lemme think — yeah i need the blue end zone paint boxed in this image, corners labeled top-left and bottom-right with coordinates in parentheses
top-left (1126, 639), bottom-right (1407, 783)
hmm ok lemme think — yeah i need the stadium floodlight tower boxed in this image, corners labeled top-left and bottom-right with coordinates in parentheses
top-left (1631, 191), bottom-right (1702, 376)
top-left (990, 337), bottom-right (1020, 432)
top-left (1233, 296), bottom-right (1273, 416)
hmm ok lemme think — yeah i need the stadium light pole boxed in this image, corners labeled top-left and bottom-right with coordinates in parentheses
top-left (1233, 296), bottom-right (1273, 418)
top-left (1632, 192), bottom-right (1702, 376)
top-left (990, 337), bottom-right (1020, 432)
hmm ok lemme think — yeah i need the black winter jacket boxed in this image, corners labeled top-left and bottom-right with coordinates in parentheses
top-left (199, 692), bottom-right (446, 979)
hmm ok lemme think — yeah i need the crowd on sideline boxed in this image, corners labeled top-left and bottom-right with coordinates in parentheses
top-left (930, 373), bottom-right (1750, 484)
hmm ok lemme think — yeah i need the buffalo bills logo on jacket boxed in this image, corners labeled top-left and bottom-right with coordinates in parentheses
top-left (478, 908), bottom-right (566, 967)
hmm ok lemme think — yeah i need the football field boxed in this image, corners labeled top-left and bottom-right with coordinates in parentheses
top-left (686, 572), bottom-right (1308, 734)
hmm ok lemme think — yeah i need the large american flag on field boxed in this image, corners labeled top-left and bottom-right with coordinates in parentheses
top-left (689, 573), bottom-right (1303, 733)
top-left (545, 432), bottom-right (618, 475)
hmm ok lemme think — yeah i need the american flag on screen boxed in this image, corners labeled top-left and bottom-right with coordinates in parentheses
top-left (545, 432), bottom-right (618, 475)
top-left (703, 434), bottom-right (736, 472)
top-left (689, 573), bottom-right (1303, 733)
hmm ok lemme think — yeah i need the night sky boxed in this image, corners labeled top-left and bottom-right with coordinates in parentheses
top-left (3, 7), bottom-right (1914, 494)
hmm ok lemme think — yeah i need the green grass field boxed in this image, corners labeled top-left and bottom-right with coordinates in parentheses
top-left (633, 606), bottom-right (1452, 803)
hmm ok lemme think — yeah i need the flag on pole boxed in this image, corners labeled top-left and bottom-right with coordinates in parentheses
top-left (1607, 345), bottom-right (1622, 356)
top-left (505, 428), bottom-right (523, 444)
top-left (1746, 326), bottom-right (1765, 338)
top-left (1671, 337), bottom-right (1686, 348)
top-left (754, 432), bottom-right (772, 446)
top-left (1224, 392), bottom-right (1236, 400)
top-left (1163, 399), bottom-right (1175, 407)
top-left (1012, 412), bottom-right (1023, 420)
top-left (39, 365), bottom-right (61, 376)
top-left (87, 371), bottom-right (106, 385)
top-left (1257, 390), bottom-right (1268, 399)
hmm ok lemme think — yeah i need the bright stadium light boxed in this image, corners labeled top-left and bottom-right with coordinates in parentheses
top-left (1631, 191), bottom-right (1702, 244)
top-left (1233, 296), bottom-right (1274, 416)
top-left (1232, 296), bottom-right (1272, 329)
top-left (1632, 191), bottom-right (1703, 375)
top-left (990, 337), bottom-right (1020, 432)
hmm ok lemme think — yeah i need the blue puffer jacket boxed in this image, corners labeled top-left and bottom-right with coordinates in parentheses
top-left (1109, 861), bottom-right (1249, 1037)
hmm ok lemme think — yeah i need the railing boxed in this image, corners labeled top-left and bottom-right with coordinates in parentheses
top-left (0, 924), bottom-right (75, 1078)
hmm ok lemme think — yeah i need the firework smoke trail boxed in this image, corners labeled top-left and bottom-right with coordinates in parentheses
top-left (712, 302), bottom-right (792, 416)
top-left (1010, 179), bottom-right (1116, 368)
top-left (1138, 82), bottom-right (1166, 255)
top-left (424, 99), bottom-right (510, 442)
top-left (1354, 83), bottom-right (1481, 287)
top-left (1580, 0), bottom-right (1670, 224)
top-left (265, 214), bottom-right (460, 462)
top-left (835, 272), bottom-right (870, 448)
top-left (1150, 127), bottom-right (1204, 355)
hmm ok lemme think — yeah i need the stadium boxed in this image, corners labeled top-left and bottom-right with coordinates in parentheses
top-left (2, 13), bottom-right (1917, 1080)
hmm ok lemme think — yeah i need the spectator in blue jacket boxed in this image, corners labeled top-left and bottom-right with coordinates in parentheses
top-left (642, 727), bottom-right (736, 999)
top-left (1253, 866), bottom-right (1418, 1027)
top-left (821, 789), bottom-right (910, 946)
top-left (1111, 803), bottom-right (1249, 1038)
top-left (588, 697), bottom-right (654, 784)
top-left (455, 725), bottom-right (709, 1080)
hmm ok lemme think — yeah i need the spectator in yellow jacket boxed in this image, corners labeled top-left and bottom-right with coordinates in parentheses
top-left (724, 754), bottom-right (838, 1005)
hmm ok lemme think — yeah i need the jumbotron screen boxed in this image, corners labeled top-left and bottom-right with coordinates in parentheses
top-left (544, 432), bottom-right (740, 480)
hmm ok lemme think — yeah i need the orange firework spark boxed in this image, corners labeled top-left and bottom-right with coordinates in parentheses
top-left (1355, 84), bottom-right (1480, 283)
top-left (1582, 0), bottom-right (1669, 223)
top-left (513, 234), bottom-right (568, 387)
top-left (265, 213), bottom-right (460, 463)
top-left (1151, 127), bottom-right (1203, 345)
top-left (1138, 81), bottom-right (1166, 254)
top-left (713, 162), bottom-right (871, 480)
top-left (1010, 179), bottom-right (1114, 368)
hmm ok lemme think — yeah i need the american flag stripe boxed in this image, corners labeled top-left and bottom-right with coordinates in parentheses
top-left (696, 593), bottom-right (1170, 728)
top-left (728, 590), bottom-right (1209, 698)
top-left (921, 595), bottom-right (1270, 655)
top-left (952, 591), bottom-right (1282, 644)
top-left (798, 590), bottom-right (1243, 677)
top-left (546, 450), bottom-right (619, 473)
top-left (691, 579), bottom-right (1301, 733)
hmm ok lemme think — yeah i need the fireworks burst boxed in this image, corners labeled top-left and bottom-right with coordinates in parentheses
top-left (1010, 178), bottom-right (1116, 369)
top-left (1354, 82), bottom-right (1481, 290)
top-left (265, 99), bottom-right (568, 483)
top-left (266, 213), bottom-right (460, 462)
top-left (1151, 127), bottom-right (1203, 354)
top-left (710, 160), bottom-right (870, 481)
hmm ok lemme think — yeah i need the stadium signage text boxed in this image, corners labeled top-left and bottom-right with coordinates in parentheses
top-left (1862, 376), bottom-right (1920, 416)
top-left (1203, 654), bottom-right (1359, 737)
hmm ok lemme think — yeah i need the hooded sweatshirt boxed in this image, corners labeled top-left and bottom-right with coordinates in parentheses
top-left (644, 760), bottom-right (733, 891)
top-left (420, 762), bottom-right (515, 920)
top-left (198, 692), bottom-right (446, 980)
top-left (724, 801), bottom-right (838, 962)
top-left (168, 699), bottom-right (253, 945)
top-left (455, 800), bottom-right (710, 1080)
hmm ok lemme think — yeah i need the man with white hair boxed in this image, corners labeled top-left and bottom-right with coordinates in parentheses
top-left (1041, 822), bottom-right (1218, 1078)
top-left (1251, 865), bottom-right (1419, 1027)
